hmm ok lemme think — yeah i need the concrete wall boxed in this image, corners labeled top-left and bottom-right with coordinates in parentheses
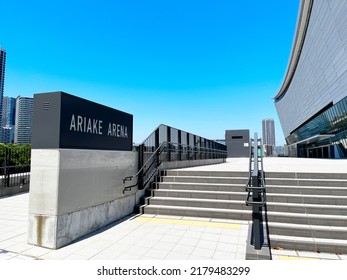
top-left (28, 149), bottom-right (138, 249)
top-left (275, 1), bottom-right (347, 137)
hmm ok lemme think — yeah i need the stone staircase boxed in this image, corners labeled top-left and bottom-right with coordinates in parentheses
top-left (140, 169), bottom-right (347, 254)
top-left (264, 172), bottom-right (347, 254)
top-left (141, 170), bottom-right (251, 220)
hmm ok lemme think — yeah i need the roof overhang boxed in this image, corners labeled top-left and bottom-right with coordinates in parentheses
top-left (274, 0), bottom-right (314, 102)
top-left (288, 134), bottom-right (335, 147)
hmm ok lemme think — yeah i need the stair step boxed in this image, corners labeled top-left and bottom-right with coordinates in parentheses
top-left (267, 222), bottom-right (347, 240)
top-left (152, 189), bottom-right (246, 200)
top-left (156, 182), bottom-right (246, 192)
top-left (265, 178), bottom-right (347, 187)
top-left (156, 182), bottom-right (347, 196)
top-left (265, 172), bottom-right (347, 180)
top-left (153, 187), bottom-right (347, 206)
top-left (267, 193), bottom-right (347, 205)
top-left (266, 201), bottom-right (347, 215)
top-left (142, 203), bottom-right (347, 226)
top-left (162, 176), bottom-right (247, 184)
top-left (267, 211), bottom-right (347, 226)
top-left (147, 194), bottom-right (347, 215)
top-left (269, 234), bottom-right (347, 254)
top-left (146, 197), bottom-right (249, 210)
top-left (141, 204), bottom-right (252, 220)
top-left (161, 176), bottom-right (347, 187)
top-left (166, 170), bottom-right (248, 178)
top-left (266, 185), bottom-right (347, 196)
top-left (168, 170), bottom-right (347, 180)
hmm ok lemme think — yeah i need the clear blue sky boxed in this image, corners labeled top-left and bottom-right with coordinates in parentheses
top-left (1, 0), bottom-right (299, 144)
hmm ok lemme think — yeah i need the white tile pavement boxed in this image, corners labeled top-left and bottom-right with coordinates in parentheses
top-left (0, 193), bottom-right (250, 260)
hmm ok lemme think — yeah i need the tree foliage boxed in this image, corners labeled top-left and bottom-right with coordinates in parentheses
top-left (0, 144), bottom-right (31, 167)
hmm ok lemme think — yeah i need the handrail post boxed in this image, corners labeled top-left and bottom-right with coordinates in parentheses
top-left (252, 132), bottom-right (262, 249)
top-left (156, 142), bottom-right (162, 167)
top-left (246, 132), bottom-right (265, 250)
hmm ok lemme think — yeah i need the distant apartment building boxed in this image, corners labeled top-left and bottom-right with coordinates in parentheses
top-left (262, 118), bottom-right (275, 156)
top-left (0, 48), bottom-right (6, 132)
top-left (274, 145), bottom-right (285, 156)
top-left (1, 96), bottom-right (16, 143)
top-left (14, 96), bottom-right (33, 144)
top-left (2, 96), bottom-right (16, 126)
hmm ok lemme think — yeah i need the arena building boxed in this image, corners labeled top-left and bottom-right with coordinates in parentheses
top-left (274, 0), bottom-right (347, 158)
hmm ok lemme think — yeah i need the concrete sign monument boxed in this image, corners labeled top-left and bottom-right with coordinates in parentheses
top-left (28, 92), bottom-right (139, 249)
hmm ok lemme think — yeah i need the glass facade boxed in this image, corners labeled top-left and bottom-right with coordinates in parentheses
top-left (287, 96), bottom-right (347, 158)
top-left (1, 96), bottom-right (16, 144)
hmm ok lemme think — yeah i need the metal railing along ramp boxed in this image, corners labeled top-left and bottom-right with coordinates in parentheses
top-left (0, 145), bottom-right (31, 197)
top-left (122, 124), bottom-right (227, 194)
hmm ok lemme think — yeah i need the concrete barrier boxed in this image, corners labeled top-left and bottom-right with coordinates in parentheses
top-left (28, 149), bottom-right (138, 249)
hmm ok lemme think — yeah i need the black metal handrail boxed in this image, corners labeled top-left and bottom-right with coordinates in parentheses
top-left (122, 141), bottom-right (167, 193)
top-left (245, 133), bottom-right (267, 250)
top-left (0, 146), bottom-right (31, 189)
top-left (122, 124), bottom-right (227, 194)
top-left (122, 141), bottom-right (227, 194)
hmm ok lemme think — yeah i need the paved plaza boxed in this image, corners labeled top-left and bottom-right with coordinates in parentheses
top-left (0, 193), bottom-right (250, 260)
top-left (186, 157), bottom-right (347, 173)
top-left (1, 157), bottom-right (347, 261)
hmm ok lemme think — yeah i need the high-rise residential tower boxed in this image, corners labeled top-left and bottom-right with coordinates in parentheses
top-left (1, 96), bottom-right (16, 143)
top-left (0, 48), bottom-right (6, 127)
top-left (2, 96), bottom-right (16, 126)
top-left (14, 96), bottom-right (33, 144)
top-left (262, 118), bottom-right (275, 156)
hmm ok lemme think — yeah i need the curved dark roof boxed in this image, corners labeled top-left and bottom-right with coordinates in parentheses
top-left (274, 0), bottom-right (314, 102)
